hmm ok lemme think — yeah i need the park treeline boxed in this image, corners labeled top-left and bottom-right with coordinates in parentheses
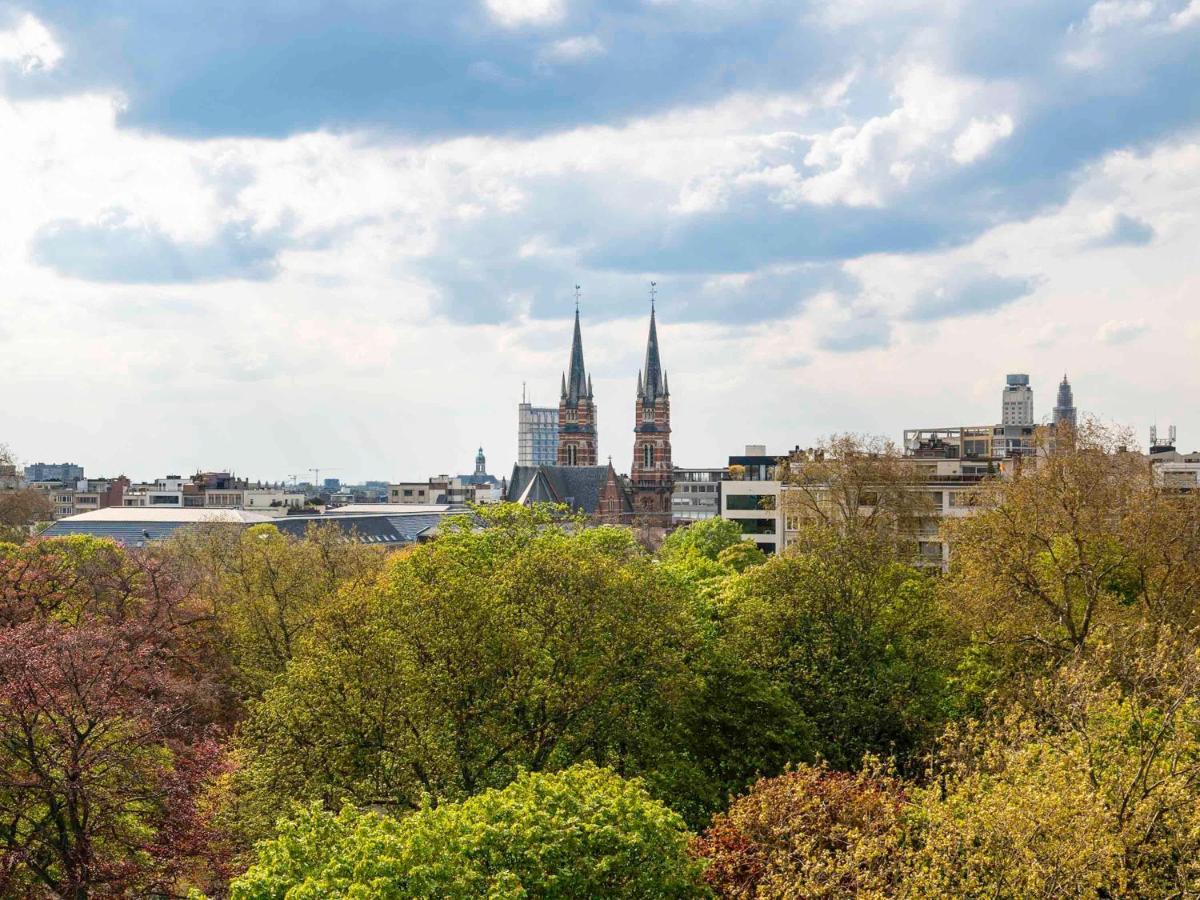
top-left (4, 427), bottom-right (1200, 898)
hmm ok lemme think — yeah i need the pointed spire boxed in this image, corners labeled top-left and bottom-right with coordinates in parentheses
top-left (565, 291), bottom-right (589, 404)
top-left (561, 371), bottom-right (567, 398)
top-left (641, 282), bottom-right (666, 403)
top-left (637, 369), bottom-right (644, 399)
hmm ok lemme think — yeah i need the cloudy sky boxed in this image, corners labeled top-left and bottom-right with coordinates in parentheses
top-left (1, 0), bottom-right (1198, 482)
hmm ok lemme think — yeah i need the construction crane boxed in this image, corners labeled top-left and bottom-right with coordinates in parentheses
top-left (286, 473), bottom-right (304, 486)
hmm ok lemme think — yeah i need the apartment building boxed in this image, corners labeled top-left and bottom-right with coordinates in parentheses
top-left (672, 466), bottom-right (726, 522)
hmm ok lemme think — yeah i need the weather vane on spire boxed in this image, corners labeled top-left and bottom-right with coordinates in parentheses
top-left (649, 280), bottom-right (657, 310)
top-left (574, 284), bottom-right (581, 313)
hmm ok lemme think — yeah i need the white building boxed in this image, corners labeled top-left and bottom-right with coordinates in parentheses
top-left (1001, 373), bottom-right (1034, 426)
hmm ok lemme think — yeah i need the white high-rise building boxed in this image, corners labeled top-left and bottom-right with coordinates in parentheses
top-left (1001, 373), bottom-right (1034, 426)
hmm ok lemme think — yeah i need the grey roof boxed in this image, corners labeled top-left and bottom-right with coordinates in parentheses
top-left (506, 464), bottom-right (630, 515)
top-left (41, 508), bottom-right (451, 548)
top-left (561, 308), bottom-right (591, 405)
top-left (39, 519), bottom-right (220, 546)
top-left (277, 512), bottom-right (451, 544)
top-left (638, 305), bottom-right (667, 404)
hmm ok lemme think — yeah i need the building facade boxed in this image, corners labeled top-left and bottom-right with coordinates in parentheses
top-left (1001, 373), bottom-right (1034, 426)
top-left (24, 462), bottom-right (84, 483)
top-left (518, 401), bottom-right (559, 467)
top-left (557, 307), bottom-right (598, 467)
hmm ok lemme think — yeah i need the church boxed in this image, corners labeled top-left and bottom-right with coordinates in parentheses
top-left (507, 293), bottom-right (674, 530)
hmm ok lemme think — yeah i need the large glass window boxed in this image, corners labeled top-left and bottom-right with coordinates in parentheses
top-left (726, 494), bottom-right (776, 511)
top-left (738, 518), bottom-right (776, 535)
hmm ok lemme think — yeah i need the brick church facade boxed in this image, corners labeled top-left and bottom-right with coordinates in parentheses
top-left (509, 293), bottom-right (674, 532)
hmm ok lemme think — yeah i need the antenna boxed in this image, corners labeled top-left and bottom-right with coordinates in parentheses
top-left (574, 284), bottom-right (581, 313)
top-left (649, 280), bottom-right (657, 309)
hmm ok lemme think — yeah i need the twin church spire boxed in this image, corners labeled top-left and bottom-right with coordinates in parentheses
top-left (556, 285), bottom-right (674, 520)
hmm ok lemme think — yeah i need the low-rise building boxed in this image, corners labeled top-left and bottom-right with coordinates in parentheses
top-left (672, 466), bottom-right (726, 522)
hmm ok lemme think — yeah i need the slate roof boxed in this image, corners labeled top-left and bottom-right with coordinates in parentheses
top-left (40, 507), bottom-right (451, 547)
top-left (562, 308), bottom-right (592, 405)
top-left (506, 464), bottom-right (631, 515)
top-left (39, 507), bottom-right (274, 546)
top-left (638, 304), bottom-right (668, 404)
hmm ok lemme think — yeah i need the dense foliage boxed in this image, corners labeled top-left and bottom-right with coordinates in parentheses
top-left (4, 426), bottom-right (1200, 897)
top-left (230, 764), bottom-right (706, 899)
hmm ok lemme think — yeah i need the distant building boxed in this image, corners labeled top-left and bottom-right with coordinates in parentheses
top-left (24, 462), bottom-right (83, 483)
top-left (1053, 374), bottom-right (1077, 431)
top-left (518, 398), bottom-right (559, 467)
top-left (1002, 373), bottom-right (1034, 426)
top-left (672, 467), bottom-right (725, 522)
top-left (720, 447), bottom-right (784, 555)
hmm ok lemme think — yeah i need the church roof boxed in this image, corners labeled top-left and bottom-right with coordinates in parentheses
top-left (506, 464), bottom-right (631, 515)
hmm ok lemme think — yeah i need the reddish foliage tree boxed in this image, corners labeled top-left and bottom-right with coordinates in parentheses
top-left (0, 537), bottom-right (235, 898)
top-left (692, 765), bottom-right (907, 899)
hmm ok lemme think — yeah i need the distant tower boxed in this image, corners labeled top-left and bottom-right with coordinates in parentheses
top-left (1001, 373), bottom-right (1034, 426)
top-left (557, 288), bottom-right (598, 467)
top-left (475, 446), bottom-right (487, 477)
top-left (1053, 374), bottom-right (1077, 431)
top-left (630, 283), bottom-right (673, 518)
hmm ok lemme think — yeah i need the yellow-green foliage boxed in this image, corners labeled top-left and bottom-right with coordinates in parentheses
top-left (230, 764), bottom-right (707, 899)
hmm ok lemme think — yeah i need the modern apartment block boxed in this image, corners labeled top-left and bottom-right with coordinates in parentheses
top-left (719, 447), bottom-right (785, 555)
top-left (672, 467), bottom-right (726, 522)
top-left (24, 462), bottom-right (84, 483)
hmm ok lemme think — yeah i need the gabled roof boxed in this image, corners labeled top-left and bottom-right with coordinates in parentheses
top-left (507, 464), bottom-right (632, 515)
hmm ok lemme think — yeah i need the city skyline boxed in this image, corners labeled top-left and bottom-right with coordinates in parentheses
top-left (2, 3), bottom-right (1199, 480)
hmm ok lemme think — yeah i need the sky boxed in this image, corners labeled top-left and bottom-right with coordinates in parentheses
top-left (1, 0), bottom-right (1199, 482)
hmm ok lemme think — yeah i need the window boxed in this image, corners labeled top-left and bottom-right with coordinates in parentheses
top-left (567, 445), bottom-right (578, 466)
top-left (642, 444), bottom-right (653, 468)
top-left (726, 494), bottom-right (776, 511)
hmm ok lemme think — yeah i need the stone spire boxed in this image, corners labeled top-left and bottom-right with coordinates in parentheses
top-left (563, 306), bottom-right (589, 405)
top-left (639, 300), bottom-right (667, 404)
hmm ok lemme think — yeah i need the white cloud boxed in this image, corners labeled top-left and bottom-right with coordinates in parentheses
top-left (952, 114), bottom-right (1015, 164)
top-left (1169, 0), bottom-right (1200, 29)
top-left (1096, 318), bottom-right (1149, 343)
top-left (1081, 0), bottom-right (1155, 34)
top-left (791, 65), bottom-right (1015, 206)
top-left (0, 12), bottom-right (62, 73)
top-left (483, 0), bottom-right (565, 28)
top-left (540, 34), bottom-right (604, 63)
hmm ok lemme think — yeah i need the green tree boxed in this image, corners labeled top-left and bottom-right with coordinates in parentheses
top-left (717, 529), bottom-right (955, 771)
top-left (902, 626), bottom-right (1200, 898)
top-left (942, 420), bottom-right (1200, 667)
top-left (660, 517), bottom-right (744, 563)
top-left (167, 522), bottom-right (386, 694)
top-left (231, 505), bottom-right (702, 835)
top-left (230, 764), bottom-right (707, 899)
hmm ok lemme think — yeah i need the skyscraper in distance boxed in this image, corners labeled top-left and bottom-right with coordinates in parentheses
top-left (1053, 374), bottom-right (1077, 431)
